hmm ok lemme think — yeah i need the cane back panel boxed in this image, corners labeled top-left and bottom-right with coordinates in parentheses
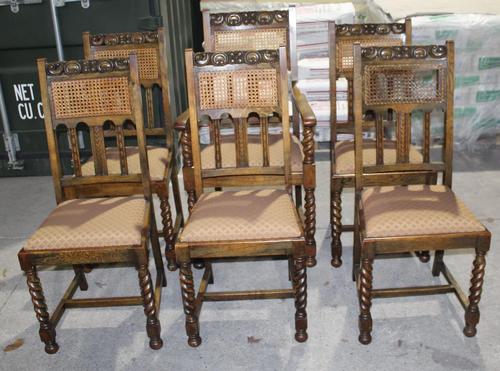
top-left (193, 50), bottom-right (283, 117)
top-left (335, 22), bottom-right (408, 78)
top-left (360, 45), bottom-right (449, 110)
top-left (84, 31), bottom-right (161, 85)
top-left (45, 59), bottom-right (133, 127)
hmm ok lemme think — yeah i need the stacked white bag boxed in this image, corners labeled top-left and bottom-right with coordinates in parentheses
top-left (295, 3), bottom-right (355, 142)
top-left (410, 14), bottom-right (500, 152)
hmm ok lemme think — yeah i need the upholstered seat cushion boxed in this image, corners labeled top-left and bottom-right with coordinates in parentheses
top-left (81, 146), bottom-right (169, 181)
top-left (361, 185), bottom-right (485, 238)
top-left (25, 196), bottom-right (146, 250)
top-left (334, 140), bottom-right (424, 175)
top-left (201, 134), bottom-right (303, 172)
top-left (179, 189), bottom-right (302, 242)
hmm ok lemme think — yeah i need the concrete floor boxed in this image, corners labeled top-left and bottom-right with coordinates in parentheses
top-left (0, 156), bottom-right (499, 370)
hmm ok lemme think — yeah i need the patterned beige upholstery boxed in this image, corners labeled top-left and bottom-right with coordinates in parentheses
top-left (334, 140), bottom-right (424, 175)
top-left (201, 134), bottom-right (303, 172)
top-left (81, 146), bottom-right (169, 180)
top-left (361, 185), bottom-right (485, 238)
top-left (25, 196), bottom-right (146, 250)
top-left (179, 189), bottom-right (302, 242)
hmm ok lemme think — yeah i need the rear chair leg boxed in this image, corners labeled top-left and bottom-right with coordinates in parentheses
top-left (358, 257), bottom-right (373, 345)
top-left (331, 180), bottom-right (343, 267)
top-left (26, 267), bottom-right (59, 354)
top-left (292, 256), bottom-right (308, 342)
top-left (179, 261), bottom-right (201, 347)
top-left (432, 250), bottom-right (444, 277)
top-left (464, 249), bottom-right (487, 337)
top-left (73, 265), bottom-right (88, 291)
top-left (138, 265), bottom-right (163, 350)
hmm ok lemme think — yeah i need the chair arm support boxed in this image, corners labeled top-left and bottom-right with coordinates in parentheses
top-left (292, 85), bottom-right (316, 128)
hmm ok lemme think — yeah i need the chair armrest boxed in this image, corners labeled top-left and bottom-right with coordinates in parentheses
top-left (175, 109), bottom-right (190, 131)
top-left (292, 85), bottom-right (316, 128)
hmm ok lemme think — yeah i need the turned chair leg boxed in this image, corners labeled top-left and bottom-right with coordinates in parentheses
top-left (464, 249), bottom-right (487, 337)
top-left (73, 265), bottom-right (88, 291)
top-left (26, 267), bottom-right (59, 354)
top-left (137, 264), bottom-right (163, 350)
top-left (358, 257), bottom-right (374, 345)
top-left (292, 255), bottom-right (308, 342)
top-left (330, 180), bottom-right (343, 267)
top-left (179, 261), bottom-right (201, 347)
top-left (159, 189), bottom-right (178, 272)
top-left (304, 187), bottom-right (317, 267)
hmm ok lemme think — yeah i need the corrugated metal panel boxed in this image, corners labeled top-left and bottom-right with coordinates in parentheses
top-left (0, 0), bottom-right (197, 176)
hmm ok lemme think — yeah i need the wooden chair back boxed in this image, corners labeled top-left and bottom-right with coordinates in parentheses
top-left (353, 41), bottom-right (455, 191)
top-left (329, 19), bottom-right (411, 136)
top-left (202, 7), bottom-right (297, 80)
top-left (37, 55), bottom-right (151, 203)
top-left (83, 29), bottom-right (172, 140)
top-left (185, 47), bottom-right (291, 197)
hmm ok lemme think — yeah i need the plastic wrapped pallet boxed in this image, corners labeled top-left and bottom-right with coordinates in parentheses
top-left (409, 14), bottom-right (500, 152)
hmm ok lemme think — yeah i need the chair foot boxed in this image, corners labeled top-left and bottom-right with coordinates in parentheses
top-left (305, 256), bottom-right (316, 268)
top-left (331, 256), bottom-right (342, 268)
top-left (358, 330), bottom-right (372, 345)
top-left (416, 251), bottom-right (431, 263)
top-left (188, 335), bottom-right (202, 347)
top-left (149, 336), bottom-right (164, 350)
top-left (295, 331), bottom-right (308, 343)
top-left (193, 260), bottom-right (205, 269)
top-left (44, 342), bottom-right (60, 354)
top-left (166, 260), bottom-right (178, 272)
top-left (463, 325), bottom-right (477, 338)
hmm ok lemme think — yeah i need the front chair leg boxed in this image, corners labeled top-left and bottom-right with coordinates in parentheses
top-left (292, 255), bottom-right (308, 342)
top-left (464, 249), bottom-right (487, 337)
top-left (26, 267), bottom-right (59, 354)
top-left (179, 261), bottom-right (201, 347)
top-left (304, 187), bottom-right (317, 267)
top-left (330, 181), bottom-right (343, 267)
top-left (358, 257), bottom-right (374, 345)
top-left (137, 265), bottom-right (163, 350)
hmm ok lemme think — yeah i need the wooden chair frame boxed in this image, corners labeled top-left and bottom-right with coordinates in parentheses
top-left (18, 56), bottom-right (165, 353)
top-left (83, 28), bottom-right (184, 271)
top-left (175, 47), bottom-right (308, 346)
top-left (352, 41), bottom-right (491, 344)
top-left (177, 7), bottom-right (317, 267)
top-left (328, 19), bottom-right (437, 267)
